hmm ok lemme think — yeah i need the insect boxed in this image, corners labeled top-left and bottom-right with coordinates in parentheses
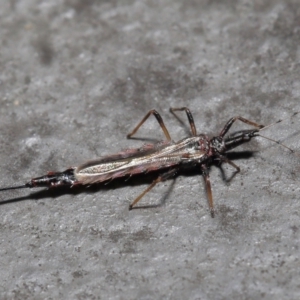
top-left (0, 107), bottom-right (297, 217)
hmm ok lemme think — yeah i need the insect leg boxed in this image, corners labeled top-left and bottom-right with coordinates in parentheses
top-left (217, 155), bottom-right (240, 172)
top-left (127, 109), bottom-right (171, 141)
top-left (220, 116), bottom-right (264, 137)
top-left (201, 165), bottom-right (215, 218)
top-left (129, 168), bottom-right (178, 210)
top-left (170, 107), bottom-right (197, 136)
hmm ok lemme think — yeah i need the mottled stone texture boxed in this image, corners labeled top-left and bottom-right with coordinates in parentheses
top-left (0, 1), bottom-right (299, 299)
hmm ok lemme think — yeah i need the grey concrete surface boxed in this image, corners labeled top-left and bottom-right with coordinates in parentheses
top-left (0, 0), bottom-right (300, 299)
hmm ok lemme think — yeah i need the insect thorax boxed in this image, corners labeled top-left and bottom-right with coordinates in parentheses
top-left (196, 134), bottom-right (211, 152)
top-left (210, 136), bottom-right (226, 153)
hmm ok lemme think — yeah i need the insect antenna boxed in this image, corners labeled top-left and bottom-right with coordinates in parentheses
top-left (256, 133), bottom-right (295, 153)
top-left (259, 111), bottom-right (299, 131)
top-left (256, 111), bottom-right (300, 155)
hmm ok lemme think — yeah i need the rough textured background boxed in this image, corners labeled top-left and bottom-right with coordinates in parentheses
top-left (0, 0), bottom-right (300, 299)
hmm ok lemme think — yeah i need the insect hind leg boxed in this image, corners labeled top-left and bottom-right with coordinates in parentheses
top-left (129, 168), bottom-right (178, 210)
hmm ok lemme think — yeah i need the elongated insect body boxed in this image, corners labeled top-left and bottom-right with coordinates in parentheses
top-left (75, 136), bottom-right (208, 185)
top-left (0, 107), bottom-right (298, 217)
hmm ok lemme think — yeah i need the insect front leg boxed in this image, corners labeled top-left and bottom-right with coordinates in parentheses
top-left (216, 155), bottom-right (241, 182)
top-left (220, 116), bottom-right (264, 137)
top-left (202, 156), bottom-right (240, 217)
top-left (201, 164), bottom-right (215, 218)
top-left (217, 155), bottom-right (240, 173)
top-left (170, 107), bottom-right (197, 136)
top-left (127, 109), bottom-right (172, 141)
top-left (129, 168), bottom-right (178, 210)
